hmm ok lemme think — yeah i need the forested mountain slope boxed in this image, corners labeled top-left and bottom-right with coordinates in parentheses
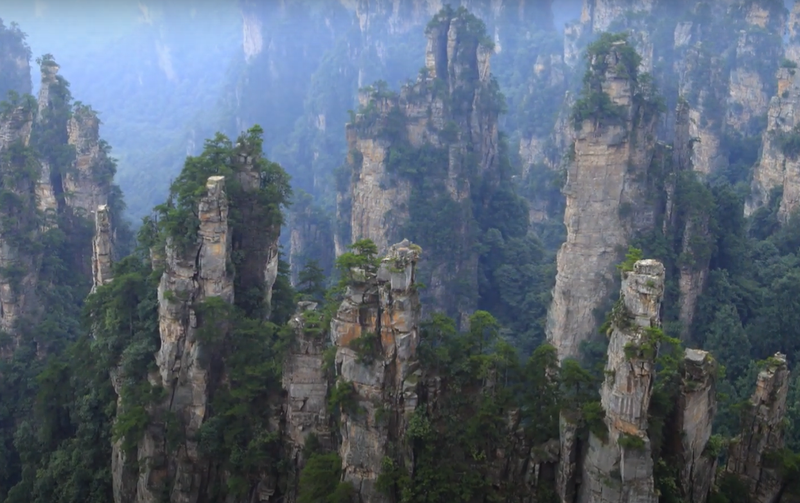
top-left (5, 1), bottom-right (800, 503)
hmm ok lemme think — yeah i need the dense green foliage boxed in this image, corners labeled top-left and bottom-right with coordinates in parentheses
top-left (0, 60), bottom-right (129, 502)
top-left (377, 311), bottom-right (564, 502)
top-left (6, 4), bottom-right (800, 503)
top-left (571, 33), bottom-right (665, 129)
top-left (346, 6), bottom-right (557, 352)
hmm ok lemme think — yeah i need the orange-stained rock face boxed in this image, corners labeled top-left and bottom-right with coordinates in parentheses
top-left (330, 239), bottom-right (421, 503)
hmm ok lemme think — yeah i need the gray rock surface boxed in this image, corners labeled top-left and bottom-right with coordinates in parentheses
top-left (338, 8), bottom-right (499, 324)
top-left (676, 348), bottom-right (718, 503)
top-left (91, 205), bottom-right (114, 292)
top-left (579, 259), bottom-right (665, 503)
top-left (726, 353), bottom-right (791, 503)
top-left (331, 239), bottom-right (421, 502)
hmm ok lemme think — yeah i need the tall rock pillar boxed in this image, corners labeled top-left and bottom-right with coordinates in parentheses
top-left (550, 37), bottom-right (660, 502)
top-left (725, 353), bottom-right (790, 503)
top-left (675, 348), bottom-right (718, 503)
top-left (91, 204), bottom-right (114, 292)
top-left (579, 259), bottom-right (665, 503)
top-left (330, 239), bottom-right (421, 502)
top-left (282, 301), bottom-right (332, 500)
top-left (547, 37), bottom-right (659, 362)
top-left (337, 7), bottom-right (500, 324)
top-left (132, 176), bottom-right (234, 503)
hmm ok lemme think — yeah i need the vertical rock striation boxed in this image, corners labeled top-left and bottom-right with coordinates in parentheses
top-left (330, 239), bottom-right (421, 502)
top-left (339, 7), bottom-right (500, 322)
top-left (63, 106), bottom-right (112, 217)
top-left (0, 103), bottom-right (36, 345)
top-left (231, 146), bottom-right (282, 317)
top-left (283, 301), bottom-right (332, 499)
top-left (91, 205), bottom-right (114, 293)
top-left (726, 29), bottom-right (782, 137)
top-left (134, 176), bottom-right (234, 503)
top-left (579, 259), bottom-right (665, 503)
top-left (747, 65), bottom-right (800, 220)
top-left (547, 38), bottom-right (659, 362)
top-left (674, 348), bottom-right (718, 503)
top-left (725, 353), bottom-right (790, 503)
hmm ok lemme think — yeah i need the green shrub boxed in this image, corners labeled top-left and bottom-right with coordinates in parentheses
top-left (618, 433), bottom-right (646, 450)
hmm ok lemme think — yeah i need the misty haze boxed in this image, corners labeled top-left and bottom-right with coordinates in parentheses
top-left (0, 1), bottom-right (799, 503)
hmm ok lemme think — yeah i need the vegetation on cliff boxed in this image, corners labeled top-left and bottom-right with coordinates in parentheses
top-left (7, 4), bottom-right (800, 503)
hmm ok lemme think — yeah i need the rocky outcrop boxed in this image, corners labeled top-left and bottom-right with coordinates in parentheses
top-left (339, 7), bottom-right (500, 323)
top-left (0, 104), bottom-right (36, 341)
top-left (330, 239), bottom-right (421, 502)
top-left (518, 53), bottom-right (571, 172)
top-left (579, 259), bottom-right (664, 503)
top-left (91, 205), bottom-right (135, 503)
top-left (283, 301), bottom-right (332, 497)
top-left (132, 176), bottom-right (234, 503)
top-left (581, 0), bottom-right (655, 34)
top-left (36, 60), bottom-right (60, 123)
top-left (726, 27), bottom-right (782, 136)
top-left (547, 38), bottom-right (659, 362)
top-left (91, 205), bottom-right (114, 293)
top-left (564, 0), bottom-right (654, 73)
top-left (231, 147), bottom-right (281, 317)
top-left (725, 353), bottom-right (790, 503)
top-left (676, 216), bottom-right (711, 341)
top-left (674, 348), bottom-right (718, 503)
top-left (674, 44), bottom-right (728, 176)
top-left (747, 65), bottom-right (800, 219)
top-left (64, 106), bottom-right (112, 218)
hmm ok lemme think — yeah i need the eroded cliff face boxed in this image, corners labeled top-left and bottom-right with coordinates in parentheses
top-left (91, 204), bottom-right (114, 292)
top-left (339, 7), bottom-right (500, 322)
top-left (747, 66), bottom-right (800, 219)
top-left (675, 348), bottom-right (718, 503)
top-left (0, 103), bottom-right (36, 342)
top-left (283, 301), bottom-right (332, 499)
top-left (132, 176), bottom-right (234, 503)
top-left (725, 353), bottom-right (791, 503)
top-left (578, 259), bottom-right (664, 503)
top-left (786, 2), bottom-right (800, 65)
top-left (64, 106), bottom-right (112, 217)
top-left (547, 39), bottom-right (659, 362)
top-left (563, 0), bottom-right (654, 73)
top-left (0, 57), bottom-right (114, 354)
top-left (581, 0), bottom-right (655, 34)
top-left (726, 25), bottom-right (783, 137)
top-left (330, 239), bottom-right (421, 502)
top-left (674, 43), bottom-right (728, 177)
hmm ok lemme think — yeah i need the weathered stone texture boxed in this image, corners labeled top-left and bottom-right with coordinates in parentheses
top-left (64, 107), bottom-right (110, 217)
top-left (579, 259), bottom-right (664, 503)
top-left (340, 9), bottom-right (499, 323)
top-left (132, 176), bottom-right (234, 503)
top-left (676, 348), bottom-right (718, 503)
top-left (331, 239), bottom-right (421, 502)
top-left (747, 66), bottom-right (800, 220)
top-left (726, 353), bottom-right (790, 503)
top-left (547, 41), bottom-right (658, 362)
top-left (91, 205), bottom-right (114, 292)
top-left (283, 301), bottom-right (332, 472)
